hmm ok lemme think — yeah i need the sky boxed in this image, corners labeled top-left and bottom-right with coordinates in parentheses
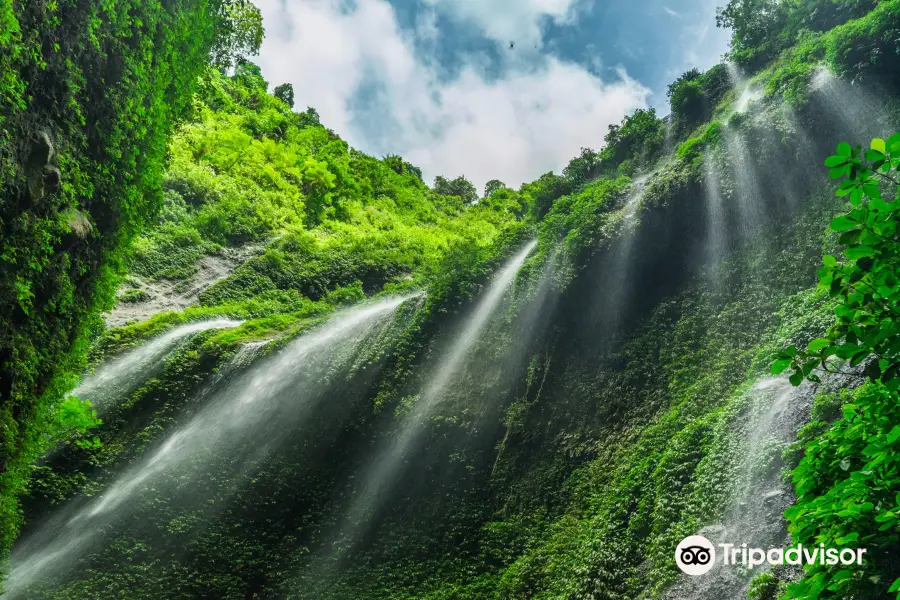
top-left (254, 0), bottom-right (731, 193)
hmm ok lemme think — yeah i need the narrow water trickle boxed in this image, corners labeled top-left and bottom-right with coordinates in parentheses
top-left (722, 129), bottom-right (767, 233)
top-left (327, 240), bottom-right (537, 551)
top-left (72, 318), bottom-right (243, 412)
top-left (703, 153), bottom-right (728, 272)
top-left (1, 296), bottom-right (417, 598)
top-left (595, 175), bottom-right (652, 337)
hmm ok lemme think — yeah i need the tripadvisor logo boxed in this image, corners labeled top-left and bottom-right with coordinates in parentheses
top-left (675, 535), bottom-right (868, 576)
top-left (675, 535), bottom-right (716, 575)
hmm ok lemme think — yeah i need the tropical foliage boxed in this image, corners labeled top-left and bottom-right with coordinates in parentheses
top-left (4, 1), bottom-right (900, 599)
top-left (0, 0), bottom-right (263, 559)
top-left (772, 133), bottom-right (900, 598)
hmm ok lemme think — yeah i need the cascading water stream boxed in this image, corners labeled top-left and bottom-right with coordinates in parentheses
top-left (601, 175), bottom-right (652, 332)
top-left (663, 377), bottom-right (815, 600)
top-left (702, 153), bottom-right (728, 272)
top-left (722, 128), bottom-right (767, 232)
top-left (329, 240), bottom-right (537, 546)
top-left (808, 67), bottom-right (896, 141)
top-left (726, 62), bottom-right (762, 115)
top-left (72, 318), bottom-right (243, 412)
top-left (1, 296), bottom-right (417, 598)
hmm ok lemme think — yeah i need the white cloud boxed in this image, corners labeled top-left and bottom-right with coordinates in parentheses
top-left (423, 0), bottom-right (581, 47)
top-left (255, 0), bottom-right (649, 192)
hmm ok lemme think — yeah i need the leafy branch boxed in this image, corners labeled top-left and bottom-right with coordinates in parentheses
top-left (772, 134), bottom-right (900, 389)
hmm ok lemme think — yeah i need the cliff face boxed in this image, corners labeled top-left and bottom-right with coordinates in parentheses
top-left (5, 3), bottom-right (900, 600)
top-left (0, 0), bottom-right (265, 561)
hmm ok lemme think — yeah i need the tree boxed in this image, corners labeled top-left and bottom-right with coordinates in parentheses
top-left (433, 175), bottom-right (478, 204)
top-left (233, 59), bottom-right (266, 90)
top-left (563, 147), bottom-right (600, 187)
top-left (716, 0), bottom-right (877, 63)
top-left (715, 0), bottom-right (784, 48)
top-left (0, 0), bottom-right (258, 563)
top-left (298, 107), bottom-right (321, 128)
top-left (300, 158), bottom-right (336, 226)
top-left (273, 83), bottom-right (294, 108)
top-left (523, 172), bottom-right (572, 218)
top-left (774, 134), bottom-right (900, 388)
top-left (384, 155), bottom-right (403, 174)
top-left (598, 109), bottom-right (665, 175)
top-left (667, 68), bottom-right (708, 127)
top-left (484, 179), bottom-right (506, 197)
top-left (404, 161), bottom-right (424, 182)
top-left (211, 0), bottom-right (265, 70)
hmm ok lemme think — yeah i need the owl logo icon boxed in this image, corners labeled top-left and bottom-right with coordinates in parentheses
top-left (675, 535), bottom-right (716, 575)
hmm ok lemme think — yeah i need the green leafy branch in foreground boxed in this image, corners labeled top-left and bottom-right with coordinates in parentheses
top-left (769, 135), bottom-right (900, 599)
top-left (772, 134), bottom-right (900, 388)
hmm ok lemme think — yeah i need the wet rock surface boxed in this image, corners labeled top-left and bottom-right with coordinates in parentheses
top-left (106, 244), bottom-right (264, 328)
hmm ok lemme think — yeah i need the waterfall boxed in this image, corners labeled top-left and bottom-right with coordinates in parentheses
top-left (329, 240), bottom-right (537, 548)
top-left (603, 175), bottom-right (652, 334)
top-left (726, 62), bottom-right (762, 115)
top-left (72, 319), bottom-right (243, 412)
top-left (1, 296), bottom-right (416, 598)
top-left (663, 378), bottom-right (815, 600)
top-left (703, 153), bottom-right (728, 271)
top-left (808, 67), bottom-right (895, 141)
top-left (722, 129), bottom-right (767, 233)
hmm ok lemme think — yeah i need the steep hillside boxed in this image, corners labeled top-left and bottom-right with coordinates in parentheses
top-left (4, 2), bottom-right (900, 600)
top-left (0, 0), bottom-right (264, 561)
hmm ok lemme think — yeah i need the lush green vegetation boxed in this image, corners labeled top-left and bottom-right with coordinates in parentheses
top-left (716, 0), bottom-right (880, 69)
top-left (128, 64), bottom-right (525, 311)
top-left (5, 1), bottom-right (900, 599)
top-left (0, 0), bottom-right (265, 561)
top-left (767, 133), bottom-right (900, 598)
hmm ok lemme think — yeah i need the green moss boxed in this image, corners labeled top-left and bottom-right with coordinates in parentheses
top-left (118, 289), bottom-right (151, 304)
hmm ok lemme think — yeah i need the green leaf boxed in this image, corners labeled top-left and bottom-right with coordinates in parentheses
top-left (884, 363), bottom-right (900, 382)
top-left (857, 256), bottom-right (874, 272)
top-left (836, 180), bottom-right (855, 195)
top-left (866, 149), bottom-right (885, 162)
top-left (872, 138), bottom-right (886, 154)
top-left (846, 245), bottom-right (875, 260)
top-left (835, 342), bottom-right (861, 358)
top-left (837, 141), bottom-right (852, 157)
top-left (771, 358), bottom-right (793, 375)
top-left (825, 155), bottom-right (848, 168)
top-left (865, 360), bottom-right (882, 379)
top-left (808, 338), bottom-right (832, 352)
top-left (830, 165), bottom-right (851, 180)
top-left (850, 349), bottom-right (869, 367)
top-left (829, 216), bottom-right (858, 232)
top-left (887, 425), bottom-right (900, 444)
top-left (789, 371), bottom-right (803, 386)
top-left (839, 230), bottom-right (861, 245)
top-left (870, 198), bottom-right (893, 213)
top-left (889, 577), bottom-right (900, 593)
top-left (823, 254), bottom-right (838, 267)
top-left (887, 133), bottom-right (900, 155)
